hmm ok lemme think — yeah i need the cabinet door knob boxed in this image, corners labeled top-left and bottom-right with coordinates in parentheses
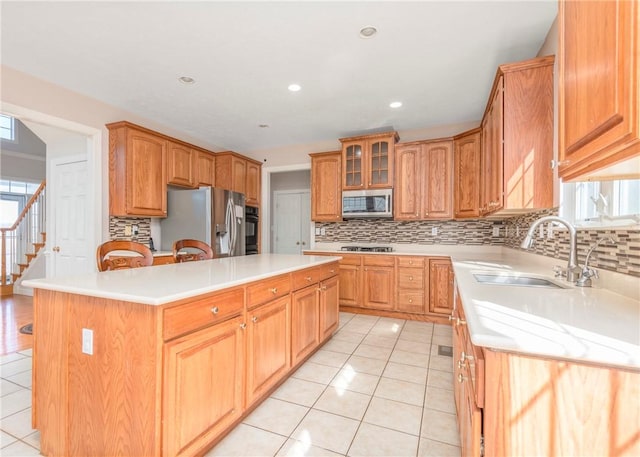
top-left (269, 287), bottom-right (278, 294)
top-left (409, 276), bottom-right (413, 281)
top-left (408, 299), bottom-right (413, 303)
top-left (252, 316), bottom-right (258, 323)
top-left (210, 306), bottom-right (219, 314)
top-left (457, 373), bottom-right (467, 383)
top-left (240, 323), bottom-right (247, 330)
top-left (306, 276), bottom-right (313, 282)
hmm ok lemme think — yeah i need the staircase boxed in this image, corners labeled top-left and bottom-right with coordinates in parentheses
top-left (1, 181), bottom-right (46, 297)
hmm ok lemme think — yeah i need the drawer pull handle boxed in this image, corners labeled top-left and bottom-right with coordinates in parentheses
top-left (269, 287), bottom-right (278, 294)
top-left (330, 269), bottom-right (335, 273)
top-left (306, 276), bottom-right (313, 282)
top-left (211, 306), bottom-right (219, 314)
top-left (460, 351), bottom-right (473, 362)
top-left (457, 373), bottom-right (467, 383)
top-left (240, 323), bottom-right (247, 330)
top-left (252, 316), bottom-right (258, 323)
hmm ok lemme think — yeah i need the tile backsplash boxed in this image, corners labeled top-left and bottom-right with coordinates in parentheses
top-left (314, 218), bottom-right (505, 245)
top-left (503, 208), bottom-right (640, 277)
top-left (314, 210), bottom-right (639, 277)
top-left (109, 216), bottom-right (152, 245)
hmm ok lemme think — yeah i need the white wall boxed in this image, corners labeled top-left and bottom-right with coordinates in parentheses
top-left (0, 153), bottom-right (45, 181)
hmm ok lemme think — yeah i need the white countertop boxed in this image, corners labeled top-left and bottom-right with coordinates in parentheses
top-left (309, 243), bottom-right (640, 370)
top-left (23, 254), bottom-right (341, 306)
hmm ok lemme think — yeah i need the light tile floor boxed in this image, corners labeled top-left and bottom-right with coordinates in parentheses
top-left (0, 313), bottom-right (461, 457)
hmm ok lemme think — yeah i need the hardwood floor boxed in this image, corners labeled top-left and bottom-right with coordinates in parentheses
top-left (1, 294), bottom-right (34, 355)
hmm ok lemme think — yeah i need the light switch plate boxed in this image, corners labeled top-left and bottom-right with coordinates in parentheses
top-left (315, 227), bottom-right (321, 235)
top-left (492, 226), bottom-right (500, 237)
top-left (431, 227), bottom-right (438, 236)
top-left (320, 228), bottom-right (326, 235)
top-left (124, 225), bottom-right (132, 236)
top-left (82, 328), bottom-right (93, 355)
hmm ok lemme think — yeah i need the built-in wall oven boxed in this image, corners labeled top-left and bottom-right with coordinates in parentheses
top-left (245, 205), bottom-right (259, 255)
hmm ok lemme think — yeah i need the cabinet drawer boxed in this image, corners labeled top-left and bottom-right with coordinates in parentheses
top-left (398, 268), bottom-right (424, 289)
top-left (292, 266), bottom-right (323, 290)
top-left (319, 262), bottom-right (339, 281)
top-left (397, 256), bottom-right (425, 268)
top-left (338, 254), bottom-right (362, 266)
top-left (246, 274), bottom-right (291, 309)
top-left (397, 292), bottom-right (424, 307)
top-left (363, 255), bottom-right (395, 267)
top-left (163, 287), bottom-right (244, 341)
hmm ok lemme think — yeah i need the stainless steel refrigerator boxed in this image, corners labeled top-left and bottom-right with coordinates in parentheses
top-left (160, 187), bottom-right (246, 257)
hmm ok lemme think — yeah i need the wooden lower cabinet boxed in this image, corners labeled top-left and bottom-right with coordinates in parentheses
top-left (337, 254), bottom-right (361, 306)
top-left (396, 256), bottom-right (426, 314)
top-left (245, 296), bottom-right (290, 406)
top-left (319, 275), bottom-right (339, 342)
top-left (363, 255), bottom-right (395, 310)
top-left (163, 315), bottom-right (245, 457)
top-left (453, 288), bottom-right (640, 456)
top-left (429, 258), bottom-right (454, 315)
top-left (291, 284), bottom-right (320, 366)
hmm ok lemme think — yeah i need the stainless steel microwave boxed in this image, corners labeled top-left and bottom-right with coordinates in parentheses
top-left (342, 189), bottom-right (393, 218)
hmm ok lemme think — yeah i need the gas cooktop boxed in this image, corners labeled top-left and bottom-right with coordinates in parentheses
top-left (341, 246), bottom-right (394, 253)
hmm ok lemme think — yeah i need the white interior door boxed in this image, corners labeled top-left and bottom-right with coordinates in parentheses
top-left (52, 158), bottom-right (91, 277)
top-left (273, 191), bottom-right (310, 254)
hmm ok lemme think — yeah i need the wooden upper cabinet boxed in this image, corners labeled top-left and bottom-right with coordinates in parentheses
top-left (394, 140), bottom-right (453, 220)
top-left (422, 141), bottom-right (453, 219)
top-left (558, 0), bottom-right (639, 180)
top-left (107, 121), bottom-right (168, 217)
top-left (310, 151), bottom-right (342, 221)
top-left (454, 129), bottom-right (481, 219)
top-left (196, 150), bottom-right (215, 187)
top-left (245, 161), bottom-right (261, 207)
top-left (481, 56), bottom-right (554, 214)
top-left (215, 152), bottom-right (262, 207)
top-left (340, 132), bottom-right (398, 190)
top-left (394, 143), bottom-right (421, 220)
top-left (167, 141), bottom-right (197, 188)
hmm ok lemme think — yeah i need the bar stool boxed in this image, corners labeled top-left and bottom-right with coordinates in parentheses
top-left (96, 240), bottom-right (154, 272)
top-left (173, 239), bottom-right (214, 263)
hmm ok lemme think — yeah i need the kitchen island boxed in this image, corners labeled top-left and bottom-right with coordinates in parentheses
top-left (23, 254), bottom-right (341, 457)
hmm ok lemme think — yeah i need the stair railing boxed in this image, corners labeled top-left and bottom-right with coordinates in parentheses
top-left (1, 181), bottom-right (46, 286)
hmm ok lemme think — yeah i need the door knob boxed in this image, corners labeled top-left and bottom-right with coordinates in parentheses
top-left (296, 241), bottom-right (300, 245)
top-left (53, 246), bottom-right (60, 252)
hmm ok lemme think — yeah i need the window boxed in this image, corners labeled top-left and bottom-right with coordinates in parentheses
top-left (560, 179), bottom-right (640, 227)
top-left (0, 114), bottom-right (15, 141)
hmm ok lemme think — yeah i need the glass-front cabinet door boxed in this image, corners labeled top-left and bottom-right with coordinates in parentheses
top-left (369, 139), bottom-right (391, 188)
top-left (340, 132), bottom-right (397, 190)
top-left (342, 141), bottom-right (365, 189)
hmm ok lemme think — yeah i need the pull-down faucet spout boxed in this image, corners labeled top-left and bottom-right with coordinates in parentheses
top-left (520, 216), bottom-right (581, 282)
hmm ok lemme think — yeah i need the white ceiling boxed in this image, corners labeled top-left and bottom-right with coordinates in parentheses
top-left (1, 1), bottom-right (557, 154)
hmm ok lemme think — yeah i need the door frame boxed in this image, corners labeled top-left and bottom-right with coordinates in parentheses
top-left (261, 164), bottom-right (312, 253)
top-left (1, 102), bottom-right (101, 277)
top-left (272, 189), bottom-right (311, 254)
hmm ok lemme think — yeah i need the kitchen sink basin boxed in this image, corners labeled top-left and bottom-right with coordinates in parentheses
top-left (473, 273), bottom-right (569, 289)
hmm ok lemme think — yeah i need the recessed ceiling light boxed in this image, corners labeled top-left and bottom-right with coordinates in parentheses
top-left (178, 76), bottom-right (195, 85)
top-left (389, 101), bottom-right (403, 108)
top-left (288, 83), bottom-right (301, 92)
top-left (359, 26), bottom-right (378, 38)
top-left (258, 124), bottom-right (269, 128)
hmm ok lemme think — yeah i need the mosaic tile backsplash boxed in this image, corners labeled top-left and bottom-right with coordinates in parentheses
top-left (315, 210), bottom-right (639, 277)
top-left (109, 216), bottom-right (152, 246)
top-left (503, 208), bottom-right (640, 277)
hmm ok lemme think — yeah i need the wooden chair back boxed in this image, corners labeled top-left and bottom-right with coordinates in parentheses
top-left (173, 239), bottom-right (214, 263)
top-left (96, 240), bottom-right (154, 272)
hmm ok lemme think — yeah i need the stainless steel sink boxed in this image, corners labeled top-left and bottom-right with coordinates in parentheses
top-left (473, 273), bottom-right (569, 289)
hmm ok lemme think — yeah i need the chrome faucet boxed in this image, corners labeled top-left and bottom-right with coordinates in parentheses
top-left (575, 237), bottom-right (616, 287)
top-left (520, 216), bottom-right (581, 283)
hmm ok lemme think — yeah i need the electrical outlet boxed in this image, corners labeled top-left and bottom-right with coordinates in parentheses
top-left (492, 226), bottom-right (500, 237)
top-left (539, 224), bottom-right (544, 238)
top-left (82, 328), bottom-right (93, 355)
top-left (132, 224), bottom-right (139, 235)
top-left (124, 225), bottom-right (132, 236)
top-left (516, 226), bottom-right (520, 236)
top-left (431, 227), bottom-right (438, 236)
top-left (315, 227), bottom-right (321, 236)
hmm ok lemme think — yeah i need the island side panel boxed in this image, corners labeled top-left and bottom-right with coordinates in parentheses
top-left (34, 289), bottom-right (163, 457)
top-left (67, 294), bottom-right (162, 457)
top-left (33, 289), bottom-right (71, 457)
top-left (484, 350), bottom-right (640, 456)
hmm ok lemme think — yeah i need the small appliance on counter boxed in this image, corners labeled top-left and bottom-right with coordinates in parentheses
top-left (160, 187), bottom-right (246, 257)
